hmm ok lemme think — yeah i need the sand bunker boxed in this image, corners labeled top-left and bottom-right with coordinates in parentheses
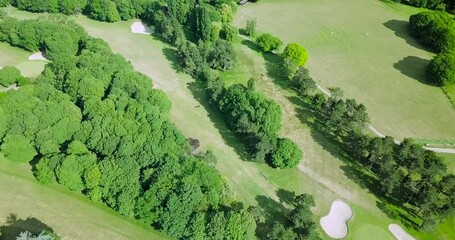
top-left (28, 52), bottom-right (49, 61)
top-left (388, 224), bottom-right (415, 240)
top-left (131, 22), bottom-right (153, 34)
top-left (320, 200), bottom-right (352, 239)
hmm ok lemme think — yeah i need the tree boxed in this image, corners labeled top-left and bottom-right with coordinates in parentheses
top-left (0, 66), bottom-right (28, 87)
top-left (1, 134), bottom-right (37, 162)
top-left (245, 18), bottom-right (257, 37)
top-left (271, 138), bottom-right (302, 168)
top-left (427, 51), bottom-right (455, 86)
top-left (207, 39), bottom-right (236, 71)
top-left (87, 0), bottom-right (120, 22)
top-left (282, 43), bottom-right (308, 66)
top-left (280, 57), bottom-right (297, 80)
top-left (221, 24), bottom-right (238, 42)
top-left (256, 33), bottom-right (282, 52)
top-left (58, 0), bottom-right (87, 15)
top-left (292, 67), bottom-right (317, 96)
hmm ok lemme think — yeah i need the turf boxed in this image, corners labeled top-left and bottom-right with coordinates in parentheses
top-left (0, 42), bottom-right (45, 78)
top-left (0, 155), bottom-right (170, 240)
top-left (3, 5), bottom-right (455, 239)
top-left (234, 0), bottom-right (455, 140)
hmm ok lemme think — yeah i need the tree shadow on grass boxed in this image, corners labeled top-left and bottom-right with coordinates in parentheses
top-left (393, 56), bottom-right (430, 85)
top-left (186, 81), bottom-right (253, 162)
top-left (162, 47), bottom-right (183, 73)
top-left (255, 194), bottom-right (289, 239)
top-left (376, 201), bottom-right (421, 229)
top-left (285, 94), bottom-right (425, 227)
top-left (383, 20), bottom-right (429, 52)
top-left (0, 214), bottom-right (55, 240)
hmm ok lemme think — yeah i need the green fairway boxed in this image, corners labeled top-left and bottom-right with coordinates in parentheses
top-left (0, 42), bottom-right (45, 78)
top-left (234, 0), bottom-right (455, 140)
top-left (0, 155), bottom-right (170, 240)
top-left (3, 6), bottom-right (454, 239)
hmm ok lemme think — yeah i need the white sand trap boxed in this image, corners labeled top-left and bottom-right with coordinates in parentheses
top-left (131, 22), bottom-right (153, 34)
top-left (388, 224), bottom-right (416, 240)
top-left (28, 52), bottom-right (49, 61)
top-left (320, 200), bottom-right (353, 239)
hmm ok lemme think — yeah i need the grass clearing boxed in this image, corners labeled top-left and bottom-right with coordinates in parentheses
top-left (234, 0), bottom-right (455, 140)
top-left (0, 42), bottom-right (45, 78)
top-left (0, 155), bottom-right (170, 240)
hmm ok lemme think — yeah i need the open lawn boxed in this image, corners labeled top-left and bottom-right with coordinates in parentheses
top-left (0, 42), bottom-right (45, 78)
top-left (0, 155), bottom-right (170, 240)
top-left (234, 0), bottom-right (455, 141)
top-left (4, 6), bottom-right (454, 239)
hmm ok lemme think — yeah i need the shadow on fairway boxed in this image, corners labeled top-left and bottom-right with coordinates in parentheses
top-left (393, 56), bottom-right (430, 85)
top-left (254, 193), bottom-right (289, 239)
top-left (0, 214), bottom-right (56, 240)
top-left (186, 81), bottom-right (253, 162)
top-left (383, 20), bottom-right (429, 52)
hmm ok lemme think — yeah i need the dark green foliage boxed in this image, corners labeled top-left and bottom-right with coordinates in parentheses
top-left (58, 0), bottom-right (88, 15)
top-left (256, 33), bottom-right (282, 52)
top-left (291, 62), bottom-right (455, 229)
top-left (427, 51), bottom-right (455, 86)
top-left (0, 66), bottom-right (27, 87)
top-left (292, 67), bottom-right (317, 96)
top-left (0, 16), bottom-right (259, 240)
top-left (404, 0), bottom-right (445, 9)
top-left (13, 0), bottom-right (59, 13)
top-left (87, 0), bottom-right (120, 22)
top-left (207, 39), bottom-right (235, 71)
top-left (0, 0), bottom-right (8, 7)
top-left (409, 11), bottom-right (455, 53)
top-left (271, 138), bottom-right (302, 168)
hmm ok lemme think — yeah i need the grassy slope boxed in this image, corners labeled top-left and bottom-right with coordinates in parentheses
top-left (0, 155), bottom-right (170, 240)
top-left (234, 0), bottom-right (455, 141)
top-left (3, 6), bottom-right (453, 239)
top-left (0, 42), bottom-right (45, 78)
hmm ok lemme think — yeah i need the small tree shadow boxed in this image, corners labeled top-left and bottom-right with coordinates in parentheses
top-left (393, 56), bottom-right (430, 85)
top-left (383, 20), bottom-right (429, 52)
top-left (0, 214), bottom-right (55, 240)
top-left (276, 189), bottom-right (296, 206)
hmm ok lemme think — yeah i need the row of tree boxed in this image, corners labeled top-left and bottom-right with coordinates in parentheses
top-left (0, 15), bottom-right (260, 239)
top-left (409, 11), bottom-right (455, 86)
top-left (394, 0), bottom-right (455, 11)
top-left (287, 64), bottom-right (455, 230)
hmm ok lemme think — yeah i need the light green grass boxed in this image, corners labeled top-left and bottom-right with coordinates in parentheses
top-left (0, 42), bottom-right (45, 78)
top-left (0, 154), bottom-right (170, 240)
top-left (234, 0), bottom-right (455, 140)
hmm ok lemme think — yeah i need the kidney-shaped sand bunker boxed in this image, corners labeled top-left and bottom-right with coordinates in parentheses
top-left (320, 200), bottom-right (353, 239)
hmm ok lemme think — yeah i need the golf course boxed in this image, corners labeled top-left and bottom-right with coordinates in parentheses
top-left (0, 0), bottom-right (454, 239)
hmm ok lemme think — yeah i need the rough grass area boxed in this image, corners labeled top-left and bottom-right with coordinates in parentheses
top-left (234, 0), bottom-right (455, 140)
top-left (443, 85), bottom-right (455, 108)
top-left (0, 42), bottom-right (45, 78)
top-left (0, 155), bottom-right (170, 240)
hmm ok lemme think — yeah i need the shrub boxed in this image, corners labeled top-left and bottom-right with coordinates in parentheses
top-left (427, 51), bottom-right (455, 86)
top-left (256, 33), bottom-right (282, 52)
top-left (282, 43), bottom-right (308, 66)
top-left (245, 18), bottom-right (257, 37)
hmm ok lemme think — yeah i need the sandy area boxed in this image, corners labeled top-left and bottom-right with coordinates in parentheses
top-left (131, 22), bottom-right (153, 34)
top-left (320, 200), bottom-right (353, 239)
top-left (388, 224), bottom-right (416, 240)
top-left (28, 52), bottom-right (49, 61)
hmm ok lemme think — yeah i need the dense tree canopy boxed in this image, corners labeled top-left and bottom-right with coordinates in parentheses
top-left (0, 16), bottom-right (259, 239)
top-left (427, 51), bottom-right (455, 86)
